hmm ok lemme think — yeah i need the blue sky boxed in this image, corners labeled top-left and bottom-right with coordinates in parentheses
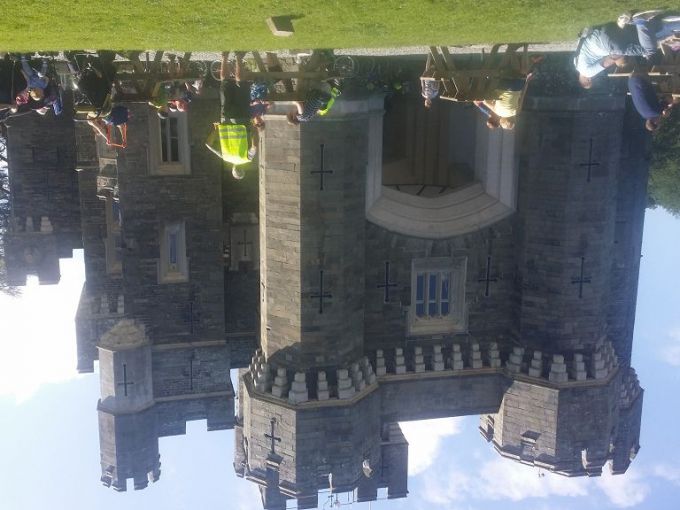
top-left (1, 208), bottom-right (679, 510)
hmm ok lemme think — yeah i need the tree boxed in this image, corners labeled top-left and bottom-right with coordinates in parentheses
top-left (649, 107), bottom-right (680, 216)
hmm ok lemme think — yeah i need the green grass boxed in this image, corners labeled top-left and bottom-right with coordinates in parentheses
top-left (0, 1), bottom-right (672, 51)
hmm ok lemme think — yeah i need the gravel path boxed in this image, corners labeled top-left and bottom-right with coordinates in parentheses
top-left (167, 42), bottom-right (579, 61)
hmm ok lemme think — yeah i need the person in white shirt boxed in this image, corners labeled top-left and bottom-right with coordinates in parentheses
top-left (575, 14), bottom-right (680, 88)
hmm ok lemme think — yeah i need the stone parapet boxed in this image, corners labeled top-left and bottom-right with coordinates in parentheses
top-left (246, 339), bottom-right (622, 407)
top-left (372, 340), bottom-right (620, 386)
top-left (246, 351), bottom-right (378, 405)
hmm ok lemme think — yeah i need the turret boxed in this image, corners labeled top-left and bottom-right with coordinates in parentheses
top-left (97, 320), bottom-right (158, 491)
top-left (260, 98), bottom-right (383, 369)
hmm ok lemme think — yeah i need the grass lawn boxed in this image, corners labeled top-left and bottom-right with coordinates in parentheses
top-left (0, 1), bottom-right (671, 51)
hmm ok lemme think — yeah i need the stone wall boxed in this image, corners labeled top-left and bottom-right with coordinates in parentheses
top-left (260, 112), bottom-right (369, 369)
top-left (515, 99), bottom-right (624, 353)
top-left (114, 100), bottom-right (225, 344)
top-left (363, 219), bottom-right (517, 351)
top-left (5, 102), bottom-right (81, 284)
top-left (152, 344), bottom-right (231, 398)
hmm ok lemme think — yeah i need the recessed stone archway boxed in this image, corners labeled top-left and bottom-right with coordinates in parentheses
top-left (366, 99), bottom-right (519, 239)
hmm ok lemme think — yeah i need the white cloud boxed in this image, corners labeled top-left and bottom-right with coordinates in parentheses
top-left (399, 417), bottom-right (464, 475)
top-left (596, 467), bottom-right (650, 508)
top-left (0, 251), bottom-right (85, 402)
top-left (651, 463), bottom-right (680, 485)
top-left (421, 457), bottom-right (587, 505)
top-left (660, 328), bottom-right (680, 366)
top-left (478, 458), bottom-right (588, 501)
top-left (417, 451), bottom-right (659, 509)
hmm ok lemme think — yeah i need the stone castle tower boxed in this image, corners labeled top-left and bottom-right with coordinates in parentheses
top-left (73, 95), bottom-right (239, 491)
top-left (4, 101), bottom-right (82, 285)
top-left (235, 87), bottom-right (645, 507)
top-left (2, 56), bottom-right (645, 505)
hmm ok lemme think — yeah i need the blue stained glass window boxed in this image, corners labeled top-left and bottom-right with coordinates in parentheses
top-left (169, 232), bottom-right (178, 265)
top-left (416, 273), bottom-right (425, 317)
top-left (112, 201), bottom-right (122, 226)
top-left (428, 273), bottom-right (437, 300)
top-left (441, 302), bottom-right (450, 315)
top-left (161, 118), bottom-right (168, 162)
top-left (441, 273), bottom-right (449, 300)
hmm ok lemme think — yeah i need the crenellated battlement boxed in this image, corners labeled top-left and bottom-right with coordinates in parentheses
top-left (619, 367), bottom-right (642, 408)
top-left (247, 349), bottom-right (378, 404)
top-left (246, 338), bottom-right (623, 408)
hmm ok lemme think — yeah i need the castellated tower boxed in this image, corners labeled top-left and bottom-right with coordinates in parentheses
top-left (241, 98), bottom-right (409, 509)
top-left (238, 86), bottom-right (646, 508)
top-left (259, 99), bottom-right (373, 369)
top-left (97, 320), bottom-right (160, 491)
top-left (81, 97), bottom-right (237, 493)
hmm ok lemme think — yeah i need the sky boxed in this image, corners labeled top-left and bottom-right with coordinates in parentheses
top-left (1, 208), bottom-right (679, 510)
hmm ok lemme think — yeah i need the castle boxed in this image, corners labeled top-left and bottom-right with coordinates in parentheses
top-left (3, 54), bottom-right (646, 508)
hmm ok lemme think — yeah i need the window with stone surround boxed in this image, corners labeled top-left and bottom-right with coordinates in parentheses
top-left (409, 257), bottom-right (467, 335)
top-left (148, 111), bottom-right (191, 175)
top-left (158, 221), bottom-right (189, 283)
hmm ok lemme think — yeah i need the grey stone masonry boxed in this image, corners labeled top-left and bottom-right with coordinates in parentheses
top-left (488, 342), bottom-right (502, 368)
top-left (376, 349), bottom-right (387, 376)
top-left (288, 372), bottom-right (309, 404)
top-left (395, 348), bottom-right (406, 374)
top-left (516, 102), bottom-right (623, 354)
top-left (469, 343), bottom-right (483, 369)
top-left (432, 345), bottom-right (445, 371)
top-left (337, 368), bottom-right (355, 399)
top-left (528, 350), bottom-right (543, 378)
top-left (113, 100), bottom-right (225, 344)
top-left (506, 347), bottom-right (524, 374)
top-left (361, 356), bottom-right (377, 385)
top-left (571, 353), bottom-right (588, 381)
top-left (272, 368), bottom-right (289, 398)
top-left (548, 354), bottom-right (568, 383)
top-left (606, 106), bottom-right (649, 367)
top-left (317, 371), bottom-right (330, 400)
top-left (260, 106), bottom-right (371, 370)
top-left (451, 344), bottom-right (464, 370)
top-left (5, 100), bottom-right (81, 285)
top-left (414, 346), bottom-right (426, 373)
top-left (351, 362), bottom-right (366, 391)
top-left (255, 362), bottom-right (273, 393)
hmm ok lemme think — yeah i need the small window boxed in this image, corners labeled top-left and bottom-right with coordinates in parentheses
top-left (159, 221), bottom-right (189, 283)
top-left (149, 111), bottom-right (191, 175)
top-left (415, 270), bottom-right (451, 318)
top-left (409, 257), bottom-right (466, 335)
top-left (104, 197), bottom-right (122, 275)
top-left (160, 116), bottom-right (180, 163)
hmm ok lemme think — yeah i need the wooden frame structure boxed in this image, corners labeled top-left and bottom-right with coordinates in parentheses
top-left (422, 44), bottom-right (532, 103)
top-left (226, 50), bottom-right (345, 101)
top-left (609, 40), bottom-right (680, 98)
